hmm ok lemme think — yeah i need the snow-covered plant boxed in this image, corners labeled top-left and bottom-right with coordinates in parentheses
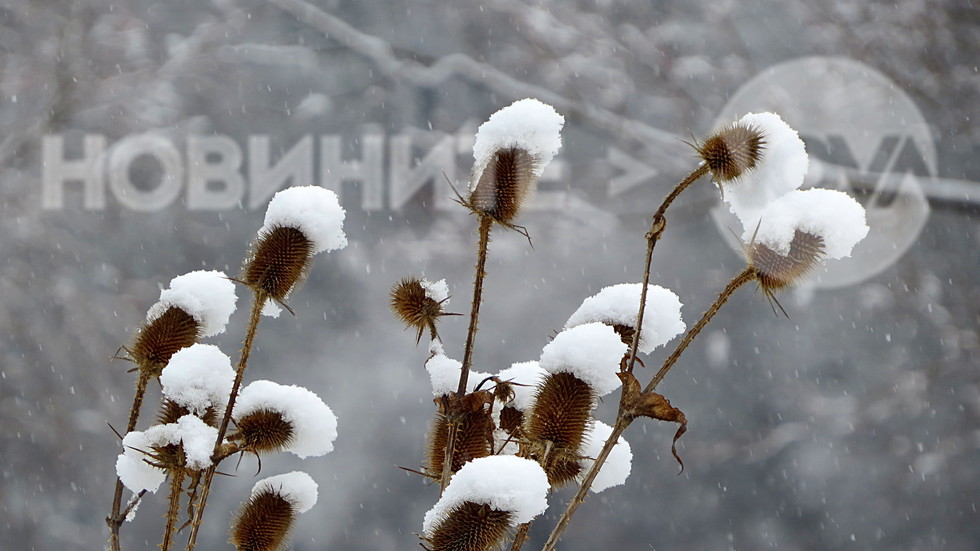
top-left (390, 101), bottom-right (869, 551)
top-left (106, 186), bottom-right (346, 551)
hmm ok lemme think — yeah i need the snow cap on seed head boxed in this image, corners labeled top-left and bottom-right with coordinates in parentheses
top-left (565, 283), bottom-right (685, 354)
top-left (468, 98), bottom-right (564, 224)
top-left (146, 270), bottom-right (238, 337)
top-left (159, 343), bottom-right (234, 416)
top-left (260, 186), bottom-right (347, 254)
top-left (233, 380), bottom-right (338, 459)
top-left (715, 112), bottom-right (809, 230)
top-left (422, 455), bottom-right (550, 537)
top-left (539, 322), bottom-right (628, 397)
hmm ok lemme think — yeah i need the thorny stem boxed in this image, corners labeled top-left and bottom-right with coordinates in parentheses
top-left (440, 215), bottom-right (493, 492)
top-left (185, 291), bottom-right (267, 550)
top-left (107, 369), bottom-right (152, 551)
top-left (644, 266), bottom-right (755, 393)
top-left (626, 164), bottom-right (710, 374)
top-left (541, 417), bottom-right (632, 551)
top-left (510, 523), bottom-right (531, 551)
top-left (161, 468), bottom-right (186, 551)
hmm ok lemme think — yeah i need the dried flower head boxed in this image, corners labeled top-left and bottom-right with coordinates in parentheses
top-left (130, 306), bottom-right (201, 376)
top-left (425, 392), bottom-right (494, 480)
top-left (156, 399), bottom-right (218, 428)
top-left (695, 122), bottom-right (765, 183)
top-left (390, 277), bottom-right (452, 344)
top-left (230, 489), bottom-right (295, 551)
top-left (243, 186), bottom-right (347, 306)
top-left (466, 98), bottom-right (564, 225)
top-left (424, 501), bottom-right (512, 551)
top-left (422, 456), bottom-right (549, 551)
top-left (523, 371), bottom-right (594, 487)
top-left (229, 408), bottom-right (295, 455)
top-left (750, 229), bottom-right (826, 298)
top-left (230, 472), bottom-right (318, 551)
top-left (468, 147), bottom-right (538, 224)
top-left (242, 225), bottom-right (314, 302)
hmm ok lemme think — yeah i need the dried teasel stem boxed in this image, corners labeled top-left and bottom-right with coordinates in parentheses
top-left (544, 264), bottom-right (756, 551)
top-left (540, 417), bottom-right (631, 551)
top-left (440, 214), bottom-right (494, 492)
top-left (108, 307), bottom-right (201, 551)
top-left (160, 466), bottom-right (186, 551)
top-left (185, 291), bottom-right (267, 551)
top-left (625, 164), bottom-right (710, 374)
top-left (644, 266), bottom-right (755, 393)
top-left (509, 522), bottom-right (531, 551)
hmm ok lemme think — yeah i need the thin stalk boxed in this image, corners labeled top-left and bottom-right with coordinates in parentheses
top-left (626, 164), bottom-right (710, 373)
top-left (644, 266), bottom-right (754, 393)
top-left (161, 468), bottom-right (186, 551)
top-left (440, 215), bottom-right (493, 492)
top-left (185, 291), bottom-right (267, 551)
top-left (510, 523), bottom-right (531, 551)
top-left (540, 417), bottom-right (631, 551)
top-left (107, 368), bottom-right (152, 550)
top-left (544, 245), bottom-right (751, 551)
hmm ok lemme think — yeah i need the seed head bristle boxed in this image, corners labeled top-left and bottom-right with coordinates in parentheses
top-left (131, 306), bottom-right (201, 376)
top-left (229, 408), bottom-right (295, 455)
top-left (523, 372), bottom-right (594, 486)
top-left (469, 147), bottom-right (538, 224)
top-left (750, 230), bottom-right (826, 295)
top-left (696, 123), bottom-right (765, 183)
top-left (611, 323), bottom-right (637, 348)
top-left (390, 277), bottom-right (446, 344)
top-left (229, 489), bottom-right (296, 551)
top-left (425, 501), bottom-right (513, 551)
top-left (242, 225), bottom-right (314, 301)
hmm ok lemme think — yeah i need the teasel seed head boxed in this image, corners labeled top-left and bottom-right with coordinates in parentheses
top-left (230, 489), bottom-right (296, 551)
top-left (468, 147), bottom-right (538, 225)
top-left (242, 225), bottom-right (314, 302)
top-left (130, 306), bottom-right (201, 376)
top-left (749, 229), bottom-right (826, 297)
top-left (425, 392), bottom-right (494, 480)
top-left (695, 122), bottom-right (765, 184)
top-left (230, 471), bottom-right (318, 551)
top-left (229, 408), bottom-right (295, 455)
top-left (424, 501), bottom-right (513, 551)
top-left (390, 277), bottom-right (451, 344)
top-left (523, 371), bottom-right (595, 487)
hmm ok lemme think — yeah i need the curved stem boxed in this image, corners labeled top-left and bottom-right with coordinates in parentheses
top-left (541, 417), bottom-right (631, 551)
top-left (626, 164), bottom-right (710, 373)
top-left (185, 291), bottom-right (266, 550)
top-left (644, 267), bottom-right (754, 393)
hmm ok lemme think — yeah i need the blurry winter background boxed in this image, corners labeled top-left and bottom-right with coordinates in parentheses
top-left (1, 0), bottom-right (977, 549)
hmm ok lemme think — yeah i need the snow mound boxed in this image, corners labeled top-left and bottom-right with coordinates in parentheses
top-left (748, 188), bottom-right (869, 259)
top-left (578, 420), bottom-right (633, 493)
top-left (539, 323), bottom-right (628, 396)
top-left (261, 186), bottom-right (347, 254)
top-left (721, 112), bottom-right (809, 229)
top-left (160, 344), bottom-right (234, 415)
top-left (422, 456), bottom-right (549, 536)
top-left (470, 98), bottom-right (564, 190)
top-left (146, 270), bottom-right (238, 337)
top-left (251, 471), bottom-right (319, 514)
top-left (565, 283), bottom-right (685, 354)
top-left (494, 361), bottom-right (546, 412)
top-left (233, 380), bottom-right (338, 459)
